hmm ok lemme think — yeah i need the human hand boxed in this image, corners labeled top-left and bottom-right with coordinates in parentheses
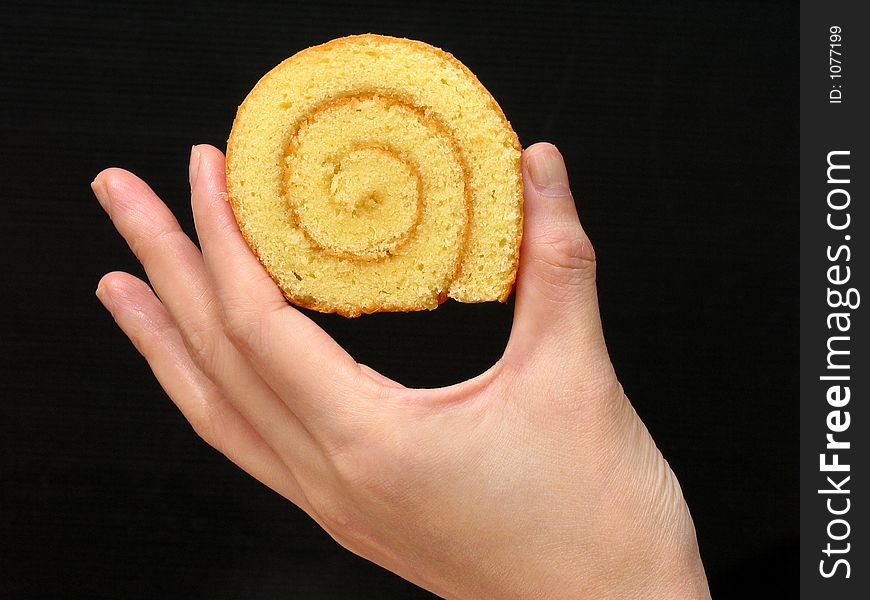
top-left (92, 142), bottom-right (710, 599)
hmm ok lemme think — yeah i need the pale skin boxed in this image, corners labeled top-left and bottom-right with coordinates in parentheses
top-left (92, 142), bottom-right (711, 599)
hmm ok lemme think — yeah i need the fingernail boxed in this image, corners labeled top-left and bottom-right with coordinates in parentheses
top-left (91, 178), bottom-right (109, 211)
top-left (527, 145), bottom-right (570, 193)
top-left (189, 145), bottom-right (201, 190)
top-left (95, 283), bottom-right (112, 313)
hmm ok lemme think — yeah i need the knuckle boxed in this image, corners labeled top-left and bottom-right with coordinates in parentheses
top-left (131, 228), bottom-right (185, 265)
top-left (223, 304), bottom-right (263, 352)
top-left (321, 386), bottom-right (410, 476)
top-left (529, 227), bottom-right (597, 298)
top-left (325, 430), bottom-right (381, 489)
top-left (129, 311), bottom-right (176, 358)
top-left (182, 319), bottom-right (219, 370)
top-left (175, 293), bottom-right (222, 364)
top-left (217, 284), bottom-right (279, 353)
top-left (153, 288), bottom-right (223, 374)
top-left (326, 424), bottom-right (421, 510)
top-left (534, 226), bottom-right (596, 273)
top-left (124, 328), bottom-right (150, 358)
top-left (309, 493), bottom-right (369, 551)
top-left (184, 401), bottom-right (225, 448)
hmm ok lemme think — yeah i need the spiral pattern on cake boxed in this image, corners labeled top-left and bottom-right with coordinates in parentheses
top-left (227, 34), bottom-right (523, 317)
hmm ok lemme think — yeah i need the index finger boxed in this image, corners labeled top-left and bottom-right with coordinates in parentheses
top-left (190, 145), bottom-right (367, 427)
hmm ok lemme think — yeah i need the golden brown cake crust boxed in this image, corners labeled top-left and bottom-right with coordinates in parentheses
top-left (226, 34), bottom-right (523, 317)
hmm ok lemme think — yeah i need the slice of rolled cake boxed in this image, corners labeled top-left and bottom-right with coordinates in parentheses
top-left (226, 34), bottom-right (523, 317)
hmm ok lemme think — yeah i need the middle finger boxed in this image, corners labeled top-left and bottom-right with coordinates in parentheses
top-left (93, 166), bottom-right (322, 471)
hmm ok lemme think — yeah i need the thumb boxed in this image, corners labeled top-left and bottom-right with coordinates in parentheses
top-left (505, 143), bottom-right (609, 370)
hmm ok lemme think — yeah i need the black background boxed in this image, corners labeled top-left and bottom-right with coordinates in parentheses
top-left (1, 1), bottom-right (797, 597)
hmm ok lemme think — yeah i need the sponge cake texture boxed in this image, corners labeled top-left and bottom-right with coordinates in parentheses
top-left (226, 34), bottom-right (523, 317)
